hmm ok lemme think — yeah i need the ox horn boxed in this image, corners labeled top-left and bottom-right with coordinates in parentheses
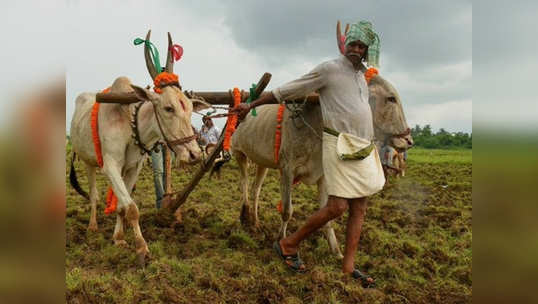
top-left (165, 32), bottom-right (174, 74)
top-left (336, 20), bottom-right (351, 55)
top-left (144, 30), bottom-right (159, 80)
top-left (336, 20), bottom-right (344, 55)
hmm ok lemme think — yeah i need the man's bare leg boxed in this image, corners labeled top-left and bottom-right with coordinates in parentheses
top-left (342, 197), bottom-right (368, 273)
top-left (279, 195), bottom-right (349, 256)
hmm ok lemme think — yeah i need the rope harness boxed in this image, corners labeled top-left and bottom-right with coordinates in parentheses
top-left (130, 101), bottom-right (162, 155)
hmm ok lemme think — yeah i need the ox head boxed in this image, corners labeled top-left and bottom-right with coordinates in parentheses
top-left (139, 30), bottom-right (210, 164)
top-left (368, 76), bottom-right (413, 150)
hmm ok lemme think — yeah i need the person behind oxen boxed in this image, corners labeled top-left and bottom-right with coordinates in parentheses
top-left (380, 142), bottom-right (400, 178)
top-left (199, 115), bottom-right (220, 155)
top-left (150, 144), bottom-right (166, 209)
top-left (232, 20), bottom-right (383, 287)
top-left (151, 67), bottom-right (171, 208)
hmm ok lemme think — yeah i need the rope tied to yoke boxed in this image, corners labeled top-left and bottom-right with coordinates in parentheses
top-left (189, 83), bottom-right (260, 120)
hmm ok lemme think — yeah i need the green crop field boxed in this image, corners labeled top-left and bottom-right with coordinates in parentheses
top-left (66, 148), bottom-right (472, 303)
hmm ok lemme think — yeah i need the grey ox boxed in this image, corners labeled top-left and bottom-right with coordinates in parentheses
top-left (231, 74), bottom-right (413, 258)
top-left (69, 31), bottom-right (208, 264)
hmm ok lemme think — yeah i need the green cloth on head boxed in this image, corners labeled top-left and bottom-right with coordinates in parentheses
top-left (345, 21), bottom-right (380, 68)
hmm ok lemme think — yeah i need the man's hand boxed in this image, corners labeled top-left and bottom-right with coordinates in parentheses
top-left (230, 103), bottom-right (251, 121)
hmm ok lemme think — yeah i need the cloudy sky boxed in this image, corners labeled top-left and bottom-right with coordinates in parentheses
top-left (3, 0), bottom-right (474, 133)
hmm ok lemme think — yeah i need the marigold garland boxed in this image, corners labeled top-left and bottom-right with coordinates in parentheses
top-left (153, 72), bottom-right (179, 94)
top-left (364, 67), bottom-right (379, 84)
top-left (223, 88), bottom-right (241, 151)
top-left (91, 87), bottom-right (118, 214)
top-left (91, 88), bottom-right (110, 167)
top-left (104, 188), bottom-right (118, 215)
top-left (274, 104), bottom-right (285, 163)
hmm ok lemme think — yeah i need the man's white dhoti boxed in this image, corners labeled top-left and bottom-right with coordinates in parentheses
top-left (322, 132), bottom-right (385, 198)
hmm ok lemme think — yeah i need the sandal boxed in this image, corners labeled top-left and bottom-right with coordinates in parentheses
top-left (273, 241), bottom-right (306, 273)
top-left (351, 269), bottom-right (375, 288)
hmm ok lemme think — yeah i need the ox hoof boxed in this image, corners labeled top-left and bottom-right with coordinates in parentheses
top-left (136, 250), bottom-right (150, 267)
top-left (136, 253), bottom-right (146, 267)
top-left (114, 240), bottom-right (128, 247)
top-left (170, 220), bottom-right (182, 229)
top-left (240, 205), bottom-right (251, 225)
top-left (174, 208), bottom-right (183, 224)
top-left (87, 223), bottom-right (98, 232)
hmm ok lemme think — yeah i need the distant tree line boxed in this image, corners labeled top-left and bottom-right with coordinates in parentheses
top-left (411, 125), bottom-right (472, 149)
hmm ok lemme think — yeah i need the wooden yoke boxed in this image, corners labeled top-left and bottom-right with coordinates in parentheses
top-left (163, 72), bottom-right (272, 213)
top-left (185, 91), bottom-right (320, 105)
top-left (95, 92), bottom-right (141, 104)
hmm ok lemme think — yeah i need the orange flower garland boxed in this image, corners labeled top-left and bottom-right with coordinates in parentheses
top-left (91, 87), bottom-right (118, 214)
top-left (104, 188), bottom-right (118, 215)
top-left (223, 88), bottom-right (241, 151)
top-left (153, 72), bottom-right (179, 94)
top-left (90, 88), bottom-right (109, 167)
top-left (274, 104), bottom-right (285, 163)
top-left (364, 67), bottom-right (379, 84)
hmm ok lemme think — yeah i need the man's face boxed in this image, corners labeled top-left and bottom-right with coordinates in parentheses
top-left (204, 118), bottom-right (213, 127)
top-left (345, 40), bottom-right (367, 65)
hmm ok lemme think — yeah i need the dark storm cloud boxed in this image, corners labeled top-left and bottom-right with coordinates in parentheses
top-left (214, 0), bottom-right (471, 70)
top-left (61, 1), bottom-right (474, 133)
top-left (179, 0), bottom-right (473, 128)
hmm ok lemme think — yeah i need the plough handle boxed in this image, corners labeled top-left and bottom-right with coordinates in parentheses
top-left (162, 72), bottom-right (272, 213)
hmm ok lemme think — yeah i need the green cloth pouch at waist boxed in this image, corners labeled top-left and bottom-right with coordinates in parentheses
top-left (324, 127), bottom-right (375, 161)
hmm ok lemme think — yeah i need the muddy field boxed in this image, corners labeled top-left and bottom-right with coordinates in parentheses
top-left (66, 148), bottom-right (472, 304)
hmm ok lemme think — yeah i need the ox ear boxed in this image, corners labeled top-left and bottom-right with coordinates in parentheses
top-left (192, 99), bottom-right (211, 112)
top-left (130, 84), bottom-right (158, 102)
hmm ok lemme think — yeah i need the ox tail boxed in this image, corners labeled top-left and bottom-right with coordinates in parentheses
top-left (69, 152), bottom-right (89, 200)
top-left (209, 152), bottom-right (231, 179)
top-left (209, 160), bottom-right (226, 179)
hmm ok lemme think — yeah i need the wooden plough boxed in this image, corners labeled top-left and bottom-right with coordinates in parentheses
top-left (159, 72), bottom-right (322, 216)
top-left (161, 73), bottom-right (274, 213)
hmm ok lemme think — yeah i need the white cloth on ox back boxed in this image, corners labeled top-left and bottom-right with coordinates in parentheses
top-left (323, 132), bottom-right (385, 198)
top-left (272, 55), bottom-right (374, 140)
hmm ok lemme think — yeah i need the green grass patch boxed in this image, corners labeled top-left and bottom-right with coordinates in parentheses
top-left (66, 147), bottom-right (471, 303)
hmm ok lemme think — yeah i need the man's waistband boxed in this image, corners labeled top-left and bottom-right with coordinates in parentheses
top-left (323, 126), bottom-right (340, 137)
top-left (323, 127), bottom-right (375, 161)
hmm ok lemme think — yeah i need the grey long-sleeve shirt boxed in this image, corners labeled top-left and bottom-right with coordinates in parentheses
top-left (272, 56), bottom-right (374, 140)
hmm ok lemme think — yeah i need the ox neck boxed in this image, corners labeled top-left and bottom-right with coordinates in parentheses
top-left (373, 126), bottom-right (388, 148)
top-left (132, 101), bottom-right (162, 152)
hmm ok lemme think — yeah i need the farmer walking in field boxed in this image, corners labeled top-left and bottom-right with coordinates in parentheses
top-left (232, 20), bottom-right (384, 287)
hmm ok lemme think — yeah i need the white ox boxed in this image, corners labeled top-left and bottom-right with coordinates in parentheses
top-left (231, 74), bottom-right (413, 258)
top-left (69, 31), bottom-right (208, 264)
